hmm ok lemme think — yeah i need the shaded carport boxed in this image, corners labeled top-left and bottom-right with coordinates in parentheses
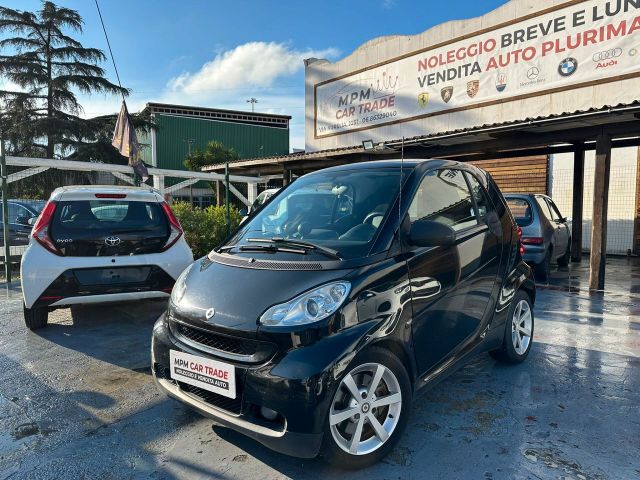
top-left (204, 102), bottom-right (640, 291)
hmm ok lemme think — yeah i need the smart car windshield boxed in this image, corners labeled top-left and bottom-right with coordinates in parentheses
top-left (224, 169), bottom-right (401, 260)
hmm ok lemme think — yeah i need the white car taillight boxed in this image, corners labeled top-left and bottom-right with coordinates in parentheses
top-left (161, 202), bottom-right (183, 251)
top-left (31, 200), bottom-right (60, 255)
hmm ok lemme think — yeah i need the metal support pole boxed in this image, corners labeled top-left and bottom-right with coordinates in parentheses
top-left (589, 132), bottom-right (612, 291)
top-left (571, 145), bottom-right (585, 263)
top-left (1, 138), bottom-right (11, 283)
top-left (225, 163), bottom-right (230, 236)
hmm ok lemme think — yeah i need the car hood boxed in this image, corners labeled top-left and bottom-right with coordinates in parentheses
top-left (170, 255), bottom-right (354, 335)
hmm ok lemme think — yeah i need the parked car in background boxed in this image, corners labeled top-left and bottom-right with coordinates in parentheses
top-left (504, 193), bottom-right (571, 280)
top-left (21, 186), bottom-right (193, 330)
top-left (0, 199), bottom-right (45, 246)
top-left (152, 160), bottom-right (535, 468)
top-left (241, 187), bottom-right (280, 222)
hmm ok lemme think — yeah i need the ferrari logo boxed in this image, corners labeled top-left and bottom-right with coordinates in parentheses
top-left (467, 80), bottom-right (480, 98)
top-left (417, 92), bottom-right (429, 108)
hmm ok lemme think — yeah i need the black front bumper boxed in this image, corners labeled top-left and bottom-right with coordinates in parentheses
top-left (151, 314), bottom-right (325, 459)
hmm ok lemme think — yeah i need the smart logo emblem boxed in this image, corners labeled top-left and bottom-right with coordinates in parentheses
top-left (104, 236), bottom-right (121, 246)
top-left (558, 58), bottom-right (578, 77)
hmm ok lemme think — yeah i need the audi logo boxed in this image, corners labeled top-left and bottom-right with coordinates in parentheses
top-left (104, 236), bottom-right (121, 246)
top-left (592, 48), bottom-right (622, 62)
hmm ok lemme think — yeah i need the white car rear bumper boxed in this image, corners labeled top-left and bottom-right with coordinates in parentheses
top-left (21, 239), bottom-right (193, 308)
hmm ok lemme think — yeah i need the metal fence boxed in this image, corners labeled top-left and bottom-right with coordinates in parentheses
top-left (1, 156), bottom-right (262, 278)
top-left (551, 166), bottom-right (637, 255)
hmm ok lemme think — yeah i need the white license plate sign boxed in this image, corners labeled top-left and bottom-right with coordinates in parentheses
top-left (170, 350), bottom-right (236, 399)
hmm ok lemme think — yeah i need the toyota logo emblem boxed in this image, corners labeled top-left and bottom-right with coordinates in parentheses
top-left (104, 236), bottom-right (121, 246)
top-left (526, 67), bottom-right (539, 80)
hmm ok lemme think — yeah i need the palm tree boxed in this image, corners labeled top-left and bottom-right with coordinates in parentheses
top-left (0, 1), bottom-right (128, 158)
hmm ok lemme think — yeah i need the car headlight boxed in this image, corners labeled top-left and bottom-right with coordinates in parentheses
top-left (171, 263), bottom-right (193, 304)
top-left (259, 281), bottom-right (351, 327)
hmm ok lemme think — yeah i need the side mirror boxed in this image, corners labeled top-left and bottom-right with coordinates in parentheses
top-left (239, 207), bottom-right (248, 217)
top-left (27, 216), bottom-right (37, 226)
top-left (409, 219), bottom-right (455, 247)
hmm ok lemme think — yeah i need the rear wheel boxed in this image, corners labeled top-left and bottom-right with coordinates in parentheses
top-left (322, 348), bottom-right (411, 469)
top-left (490, 290), bottom-right (534, 364)
top-left (23, 304), bottom-right (48, 330)
top-left (557, 241), bottom-right (571, 267)
top-left (534, 249), bottom-right (552, 281)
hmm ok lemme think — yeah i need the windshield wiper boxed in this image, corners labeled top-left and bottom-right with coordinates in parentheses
top-left (247, 237), bottom-right (342, 260)
top-left (217, 242), bottom-right (307, 255)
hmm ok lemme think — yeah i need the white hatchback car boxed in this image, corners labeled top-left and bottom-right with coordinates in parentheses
top-left (21, 186), bottom-right (193, 330)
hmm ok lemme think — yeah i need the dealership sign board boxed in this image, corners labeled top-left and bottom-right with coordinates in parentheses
top-left (314, 0), bottom-right (640, 138)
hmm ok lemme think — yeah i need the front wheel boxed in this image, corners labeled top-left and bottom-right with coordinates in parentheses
top-left (23, 304), bottom-right (48, 330)
top-left (490, 290), bottom-right (534, 364)
top-left (322, 347), bottom-right (411, 469)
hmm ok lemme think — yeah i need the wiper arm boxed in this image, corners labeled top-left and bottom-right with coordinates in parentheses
top-left (218, 243), bottom-right (306, 255)
top-left (238, 244), bottom-right (307, 255)
top-left (247, 237), bottom-right (342, 260)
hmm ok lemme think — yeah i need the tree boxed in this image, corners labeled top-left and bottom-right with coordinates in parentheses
top-left (0, 1), bottom-right (128, 158)
top-left (183, 140), bottom-right (240, 171)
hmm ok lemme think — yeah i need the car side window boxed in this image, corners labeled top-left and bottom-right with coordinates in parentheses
top-left (545, 198), bottom-right (563, 222)
top-left (7, 204), bottom-right (28, 224)
top-left (535, 197), bottom-right (554, 220)
top-left (408, 169), bottom-right (477, 232)
top-left (464, 172), bottom-right (490, 219)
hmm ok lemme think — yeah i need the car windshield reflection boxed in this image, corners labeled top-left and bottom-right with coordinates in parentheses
top-left (224, 170), bottom-right (401, 260)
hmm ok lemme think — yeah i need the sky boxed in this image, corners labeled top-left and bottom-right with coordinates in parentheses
top-left (1, 0), bottom-right (507, 151)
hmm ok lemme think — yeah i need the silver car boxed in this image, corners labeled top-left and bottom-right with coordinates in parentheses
top-left (505, 193), bottom-right (571, 280)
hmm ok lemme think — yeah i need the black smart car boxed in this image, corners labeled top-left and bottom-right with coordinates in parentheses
top-left (152, 159), bottom-right (535, 468)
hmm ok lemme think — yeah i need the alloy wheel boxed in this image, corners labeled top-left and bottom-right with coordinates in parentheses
top-left (329, 363), bottom-right (402, 455)
top-left (511, 299), bottom-right (532, 355)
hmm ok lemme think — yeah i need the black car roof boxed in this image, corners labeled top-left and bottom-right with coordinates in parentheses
top-left (306, 159), bottom-right (466, 175)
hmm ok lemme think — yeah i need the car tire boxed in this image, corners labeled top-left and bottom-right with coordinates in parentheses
top-left (321, 347), bottom-right (412, 469)
top-left (490, 290), bottom-right (534, 364)
top-left (23, 304), bottom-right (48, 330)
top-left (557, 241), bottom-right (571, 267)
top-left (534, 249), bottom-right (551, 281)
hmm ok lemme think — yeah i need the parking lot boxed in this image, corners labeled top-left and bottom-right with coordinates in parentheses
top-left (0, 257), bottom-right (638, 480)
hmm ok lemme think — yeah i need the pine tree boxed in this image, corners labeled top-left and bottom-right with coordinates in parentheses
top-left (0, 1), bottom-right (128, 158)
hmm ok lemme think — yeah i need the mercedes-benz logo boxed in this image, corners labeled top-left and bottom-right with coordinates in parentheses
top-left (526, 67), bottom-right (539, 80)
top-left (104, 236), bottom-right (121, 246)
top-left (205, 307), bottom-right (216, 320)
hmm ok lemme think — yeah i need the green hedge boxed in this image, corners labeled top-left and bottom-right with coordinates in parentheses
top-left (171, 203), bottom-right (242, 259)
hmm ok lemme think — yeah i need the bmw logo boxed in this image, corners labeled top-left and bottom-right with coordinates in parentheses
top-left (558, 57), bottom-right (578, 77)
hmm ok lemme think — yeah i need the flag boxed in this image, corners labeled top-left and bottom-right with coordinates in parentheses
top-left (112, 101), bottom-right (149, 182)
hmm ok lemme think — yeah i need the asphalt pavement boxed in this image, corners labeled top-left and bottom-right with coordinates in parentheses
top-left (0, 257), bottom-right (639, 479)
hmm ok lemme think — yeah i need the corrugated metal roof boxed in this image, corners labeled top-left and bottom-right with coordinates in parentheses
top-left (202, 102), bottom-right (640, 170)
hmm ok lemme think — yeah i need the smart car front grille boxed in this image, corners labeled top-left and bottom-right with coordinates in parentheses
top-left (208, 251), bottom-right (324, 271)
top-left (170, 320), bottom-right (276, 364)
top-left (178, 381), bottom-right (242, 415)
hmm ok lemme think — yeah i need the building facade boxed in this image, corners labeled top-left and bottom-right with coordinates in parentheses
top-left (141, 103), bottom-right (290, 205)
